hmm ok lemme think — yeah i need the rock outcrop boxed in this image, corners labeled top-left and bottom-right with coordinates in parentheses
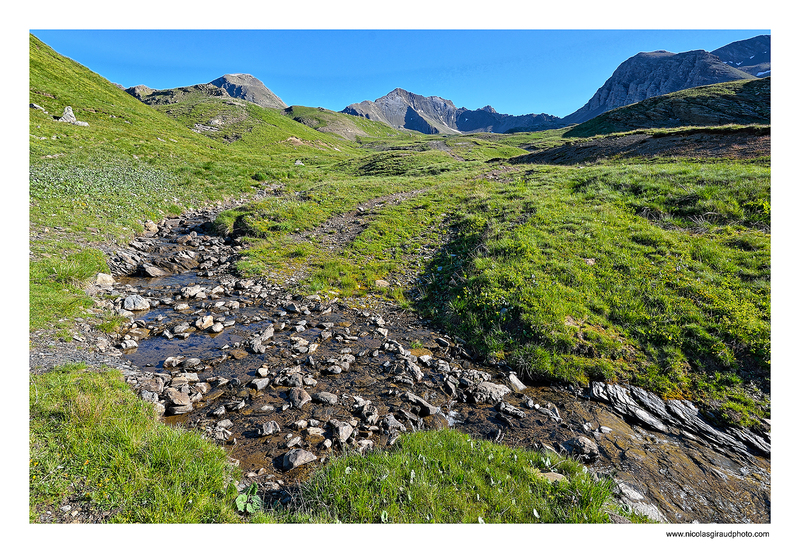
top-left (209, 74), bottom-right (287, 109)
top-left (125, 74), bottom-right (286, 110)
top-left (561, 49), bottom-right (758, 125)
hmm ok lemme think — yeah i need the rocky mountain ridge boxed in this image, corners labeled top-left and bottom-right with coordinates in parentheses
top-left (711, 34), bottom-right (771, 77)
top-left (560, 48), bottom-right (758, 125)
top-left (342, 88), bottom-right (562, 135)
top-left (344, 34), bottom-right (770, 133)
top-left (122, 35), bottom-right (770, 135)
top-left (126, 73), bottom-right (287, 110)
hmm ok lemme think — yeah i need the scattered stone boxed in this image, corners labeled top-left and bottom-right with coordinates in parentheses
top-left (257, 421), bottom-right (281, 436)
top-left (562, 436), bottom-right (600, 462)
top-left (164, 387), bottom-right (191, 406)
top-left (470, 381), bottom-right (511, 404)
top-left (402, 392), bottom-right (437, 416)
top-left (57, 106), bottom-right (89, 126)
top-left (498, 401), bottom-right (526, 419)
top-left (327, 419), bottom-right (354, 443)
top-left (507, 372), bottom-right (526, 392)
top-left (312, 392), bottom-right (338, 405)
top-left (195, 316), bottom-right (214, 330)
top-left (250, 377), bottom-right (271, 391)
top-left (123, 295), bottom-right (150, 311)
top-left (280, 449), bottom-right (317, 471)
top-left (288, 387), bottom-right (312, 409)
top-left (95, 273), bottom-right (115, 286)
top-left (540, 472), bottom-right (566, 484)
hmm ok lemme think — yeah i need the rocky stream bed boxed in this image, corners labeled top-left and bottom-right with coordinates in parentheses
top-left (30, 198), bottom-right (771, 524)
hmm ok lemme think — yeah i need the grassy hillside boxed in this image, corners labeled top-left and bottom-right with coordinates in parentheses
top-left (29, 33), bottom-right (770, 524)
top-left (284, 105), bottom-right (406, 141)
top-left (565, 78), bottom-right (770, 138)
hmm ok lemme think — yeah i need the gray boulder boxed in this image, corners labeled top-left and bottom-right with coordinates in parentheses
top-left (123, 295), bottom-right (150, 311)
top-left (280, 449), bottom-right (317, 471)
top-left (470, 381), bottom-right (511, 404)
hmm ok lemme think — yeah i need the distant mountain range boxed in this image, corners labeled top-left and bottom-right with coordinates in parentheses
top-left (343, 34), bottom-right (770, 132)
top-left (341, 88), bottom-right (562, 134)
top-left (122, 34), bottom-right (770, 135)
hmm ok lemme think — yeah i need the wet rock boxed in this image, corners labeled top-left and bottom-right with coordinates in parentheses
top-left (182, 358), bottom-right (202, 370)
top-left (469, 381), bottom-right (511, 404)
top-left (327, 419), bottom-right (354, 443)
top-left (164, 387), bottom-right (191, 406)
top-left (562, 436), bottom-right (600, 462)
top-left (250, 377), bottom-right (271, 391)
top-left (139, 376), bottom-right (165, 394)
top-left (507, 372), bottom-right (526, 393)
top-left (312, 392), bottom-right (338, 405)
top-left (422, 412), bottom-right (449, 430)
top-left (228, 349), bottom-right (249, 360)
top-left (257, 420), bottom-right (281, 436)
top-left (123, 295), bottom-right (150, 311)
top-left (163, 355), bottom-right (186, 368)
top-left (498, 401), bottom-right (526, 419)
top-left (359, 403), bottom-right (380, 425)
top-left (382, 413), bottom-right (407, 433)
top-left (181, 284), bottom-right (204, 298)
top-left (195, 316), bottom-right (214, 330)
top-left (402, 392), bottom-right (437, 416)
top-left (280, 449), bottom-right (317, 471)
top-left (292, 420), bottom-right (309, 430)
top-left (141, 263), bottom-right (169, 277)
top-left (288, 387), bottom-right (312, 409)
top-left (168, 403), bottom-right (193, 415)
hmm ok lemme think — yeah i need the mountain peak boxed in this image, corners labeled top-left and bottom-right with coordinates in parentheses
top-left (208, 74), bottom-right (287, 109)
top-left (562, 43), bottom-right (764, 125)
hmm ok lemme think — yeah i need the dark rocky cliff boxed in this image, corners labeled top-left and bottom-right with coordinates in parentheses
top-left (561, 50), bottom-right (757, 125)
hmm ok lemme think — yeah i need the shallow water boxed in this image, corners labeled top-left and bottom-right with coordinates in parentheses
top-left (115, 211), bottom-right (770, 524)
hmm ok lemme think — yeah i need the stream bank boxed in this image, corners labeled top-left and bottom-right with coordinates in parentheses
top-left (31, 199), bottom-right (771, 524)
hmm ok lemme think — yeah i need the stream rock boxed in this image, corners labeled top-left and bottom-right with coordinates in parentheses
top-left (469, 381), bottom-right (511, 404)
top-left (280, 449), bottom-right (317, 471)
top-left (561, 436), bottom-right (600, 462)
top-left (288, 387), bottom-right (312, 409)
top-left (100, 199), bottom-right (771, 525)
top-left (123, 295), bottom-right (150, 311)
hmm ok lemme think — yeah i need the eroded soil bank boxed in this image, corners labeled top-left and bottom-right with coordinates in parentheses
top-left (31, 197), bottom-right (770, 524)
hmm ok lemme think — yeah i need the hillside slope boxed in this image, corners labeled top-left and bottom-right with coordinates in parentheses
top-left (565, 78), bottom-right (770, 137)
top-left (562, 50), bottom-right (756, 125)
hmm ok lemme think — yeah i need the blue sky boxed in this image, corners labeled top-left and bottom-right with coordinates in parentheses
top-left (31, 29), bottom-right (768, 118)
